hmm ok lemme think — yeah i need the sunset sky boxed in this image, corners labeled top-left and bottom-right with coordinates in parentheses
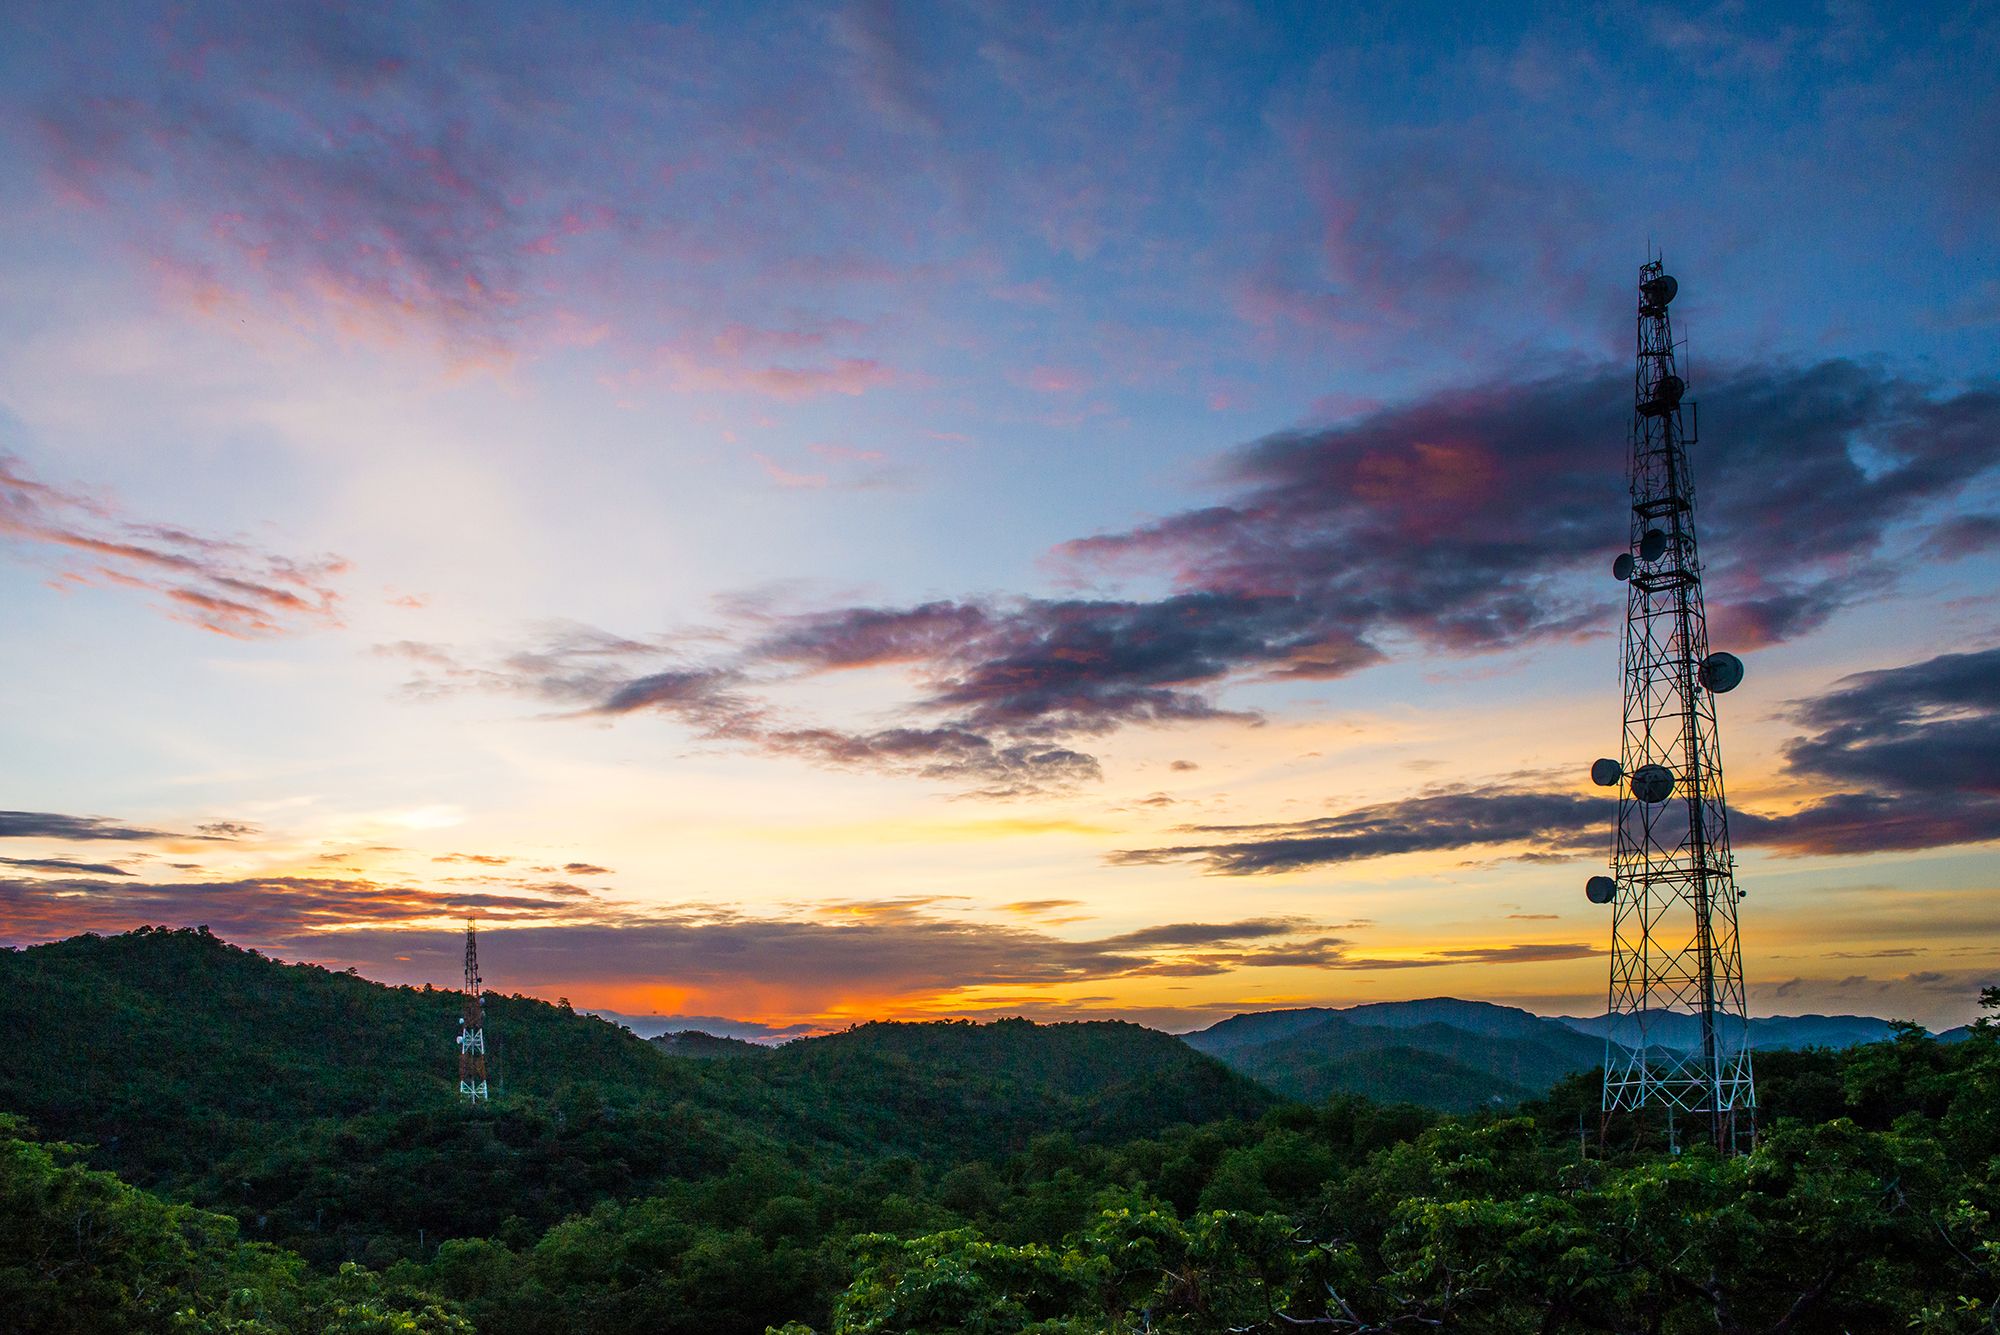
top-left (2, 1), bottom-right (1996, 1033)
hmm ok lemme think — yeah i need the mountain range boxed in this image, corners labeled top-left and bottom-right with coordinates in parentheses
top-left (1177, 997), bottom-right (1965, 1109)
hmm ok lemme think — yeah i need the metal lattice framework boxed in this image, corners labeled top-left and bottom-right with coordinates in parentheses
top-left (1595, 259), bottom-right (1754, 1152)
top-left (458, 921), bottom-right (489, 1103)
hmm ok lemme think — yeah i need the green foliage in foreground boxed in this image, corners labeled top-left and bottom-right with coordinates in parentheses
top-left (3, 930), bottom-right (1996, 1334)
top-left (0, 1117), bottom-right (464, 1335)
top-left (794, 1114), bottom-right (2000, 1333)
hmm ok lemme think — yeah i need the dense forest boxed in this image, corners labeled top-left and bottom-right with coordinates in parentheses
top-left (3, 927), bottom-right (1996, 1332)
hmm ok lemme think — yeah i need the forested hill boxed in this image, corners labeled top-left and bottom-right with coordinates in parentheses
top-left (1185, 999), bottom-right (1613, 1109)
top-left (0, 928), bottom-right (1272, 1256)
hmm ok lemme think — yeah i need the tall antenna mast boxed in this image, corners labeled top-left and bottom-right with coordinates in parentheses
top-left (1585, 260), bottom-right (1755, 1152)
top-left (457, 921), bottom-right (489, 1103)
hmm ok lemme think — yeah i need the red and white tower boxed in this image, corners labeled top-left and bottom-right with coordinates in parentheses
top-left (457, 921), bottom-right (489, 1103)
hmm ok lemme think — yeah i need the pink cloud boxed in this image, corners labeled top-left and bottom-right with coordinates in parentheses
top-left (677, 356), bottom-right (903, 400)
top-left (755, 454), bottom-right (830, 489)
top-left (0, 455), bottom-right (345, 638)
top-left (1017, 364), bottom-right (1090, 394)
top-left (808, 442), bottom-right (887, 463)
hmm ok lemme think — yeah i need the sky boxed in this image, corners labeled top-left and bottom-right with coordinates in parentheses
top-left (1, 0), bottom-right (1996, 1033)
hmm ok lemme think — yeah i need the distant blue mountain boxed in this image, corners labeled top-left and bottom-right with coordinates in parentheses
top-left (1554, 1011), bottom-right (1903, 1051)
top-left (1182, 999), bottom-right (1949, 1110)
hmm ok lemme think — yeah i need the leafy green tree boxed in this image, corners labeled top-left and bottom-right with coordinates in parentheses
top-left (0, 1119), bottom-right (465, 1334)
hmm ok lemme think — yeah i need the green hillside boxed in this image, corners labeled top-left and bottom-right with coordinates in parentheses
top-left (1220, 1031), bottom-right (1538, 1109)
top-left (1185, 1002), bottom-right (1610, 1109)
top-left (648, 1029), bottom-right (771, 1059)
top-left (0, 928), bottom-right (1271, 1264)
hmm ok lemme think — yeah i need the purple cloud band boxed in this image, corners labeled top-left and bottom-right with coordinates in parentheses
top-left (394, 361), bottom-right (2000, 796)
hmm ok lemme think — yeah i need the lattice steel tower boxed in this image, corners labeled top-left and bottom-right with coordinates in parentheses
top-left (1585, 259), bottom-right (1754, 1152)
top-left (457, 921), bottom-right (489, 1103)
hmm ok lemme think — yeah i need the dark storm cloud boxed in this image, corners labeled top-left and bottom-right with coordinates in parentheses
top-left (1109, 790), bottom-right (1602, 875)
top-left (400, 362), bottom-right (1999, 795)
top-left (0, 811), bottom-right (177, 842)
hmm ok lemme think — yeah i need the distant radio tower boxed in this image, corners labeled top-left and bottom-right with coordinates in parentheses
top-left (1586, 259), bottom-right (1755, 1153)
top-left (457, 921), bottom-right (489, 1103)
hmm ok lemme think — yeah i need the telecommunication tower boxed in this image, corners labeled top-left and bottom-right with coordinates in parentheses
top-left (457, 921), bottom-right (489, 1103)
top-left (1584, 259), bottom-right (1754, 1153)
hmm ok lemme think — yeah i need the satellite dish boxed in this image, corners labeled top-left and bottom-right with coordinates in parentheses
top-left (1640, 274), bottom-right (1677, 309)
top-left (1631, 764), bottom-right (1675, 803)
top-left (1591, 758), bottom-right (1623, 787)
top-left (1586, 875), bottom-right (1617, 905)
top-left (1699, 651), bottom-right (1745, 693)
top-left (1612, 552), bottom-right (1634, 581)
top-left (1641, 374), bottom-right (1686, 417)
top-left (1639, 529), bottom-right (1667, 562)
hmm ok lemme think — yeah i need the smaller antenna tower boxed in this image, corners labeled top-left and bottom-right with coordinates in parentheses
top-left (457, 921), bottom-right (489, 1103)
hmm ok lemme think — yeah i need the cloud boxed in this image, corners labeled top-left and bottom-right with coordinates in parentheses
top-left (396, 361), bottom-right (2000, 795)
top-left (755, 453), bottom-right (830, 489)
top-left (0, 873), bottom-right (614, 945)
top-left (0, 856), bottom-right (130, 877)
top-left (997, 899), bottom-right (1083, 916)
top-left (22, 4), bottom-right (976, 374)
top-left (33, 4), bottom-right (564, 355)
top-left (1731, 647), bottom-right (2000, 855)
top-left (1063, 361), bottom-right (2000, 655)
top-left (0, 810), bottom-right (178, 842)
top-left (395, 638), bottom-right (1105, 798)
top-left (1782, 647), bottom-right (2000, 795)
top-left (563, 862), bottom-right (612, 875)
top-left (1, 456), bottom-right (345, 637)
top-left (1115, 646), bottom-right (2000, 874)
top-left (1920, 513), bottom-right (2000, 558)
top-left (1095, 918), bottom-right (1315, 948)
top-left (1110, 789), bottom-right (1601, 875)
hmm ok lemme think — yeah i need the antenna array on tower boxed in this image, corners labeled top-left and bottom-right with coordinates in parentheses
top-left (1588, 260), bottom-right (1755, 1153)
